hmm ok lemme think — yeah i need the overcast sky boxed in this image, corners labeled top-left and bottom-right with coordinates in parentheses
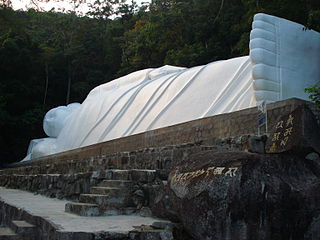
top-left (11, 0), bottom-right (150, 15)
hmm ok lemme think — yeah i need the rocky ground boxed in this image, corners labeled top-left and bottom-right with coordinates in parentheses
top-left (151, 150), bottom-right (320, 240)
top-left (1, 103), bottom-right (319, 239)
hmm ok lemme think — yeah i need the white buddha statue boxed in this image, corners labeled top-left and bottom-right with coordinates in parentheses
top-left (24, 13), bottom-right (320, 160)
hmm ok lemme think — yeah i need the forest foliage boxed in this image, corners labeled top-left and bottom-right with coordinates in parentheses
top-left (0, 0), bottom-right (319, 163)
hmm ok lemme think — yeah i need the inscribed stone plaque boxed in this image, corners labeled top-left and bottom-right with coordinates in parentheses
top-left (266, 105), bottom-right (320, 154)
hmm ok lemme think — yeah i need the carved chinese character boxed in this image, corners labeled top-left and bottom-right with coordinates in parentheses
top-left (269, 143), bottom-right (277, 152)
top-left (206, 167), bottom-right (215, 177)
top-left (276, 120), bottom-right (284, 129)
top-left (224, 167), bottom-right (238, 177)
top-left (181, 173), bottom-right (189, 181)
top-left (286, 114), bottom-right (294, 126)
top-left (213, 167), bottom-right (225, 175)
top-left (272, 132), bottom-right (281, 141)
top-left (172, 174), bottom-right (181, 183)
top-left (280, 136), bottom-right (289, 146)
top-left (284, 127), bottom-right (293, 137)
top-left (193, 169), bottom-right (205, 178)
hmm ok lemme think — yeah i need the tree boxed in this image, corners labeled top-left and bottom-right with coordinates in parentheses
top-left (39, 45), bottom-right (55, 106)
top-left (0, 27), bottom-right (45, 163)
top-left (305, 85), bottom-right (320, 108)
top-left (0, 0), bottom-right (12, 8)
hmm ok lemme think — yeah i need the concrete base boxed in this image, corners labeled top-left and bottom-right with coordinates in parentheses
top-left (0, 187), bottom-right (172, 240)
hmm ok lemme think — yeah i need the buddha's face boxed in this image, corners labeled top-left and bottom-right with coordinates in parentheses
top-left (43, 103), bottom-right (80, 138)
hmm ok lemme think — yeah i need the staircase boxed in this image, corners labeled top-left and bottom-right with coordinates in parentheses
top-left (0, 220), bottom-right (37, 240)
top-left (65, 169), bottom-right (156, 216)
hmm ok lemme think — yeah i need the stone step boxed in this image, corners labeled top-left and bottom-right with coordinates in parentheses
top-left (11, 220), bottom-right (36, 235)
top-left (130, 229), bottom-right (165, 239)
top-left (65, 202), bottom-right (101, 216)
top-left (129, 170), bottom-right (157, 183)
top-left (105, 170), bottom-right (130, 180)
top-left (65, 201), bottom-right (136, 216)
top-left (104, 169), bottom-right (157, 182)
top-left (99, 180), bottom-right (133, 188)
top-left (79, 193), bottom-right (131, 208)
top-left (0, 227), bottom-right (20, 240)
top-left (129, 224), bottom-right (172, 239)
top-left (102, 207), bottom-right (137, 216)
top-left (90, 187), bottom-right (129, 196)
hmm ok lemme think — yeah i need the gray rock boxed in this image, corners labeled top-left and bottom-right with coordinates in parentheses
top-left (139, 207), bottom-right (152, 217)
top-left (248, 135), bottom-right (266, 153)
top-left (134, 189), bottom-right (144, 197)
top-left (305, 152), bottom-right (320, 161)
top-left (152, 150), bottom-right (320, 240)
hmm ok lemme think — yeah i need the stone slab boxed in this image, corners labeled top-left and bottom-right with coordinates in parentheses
top-left (11, 220), bottom-right (35, 228)
top-left (65, 202), bottom-right (101, 216)
top-left (11, 220), bottom-right (36, 235)
top-left (0, 227), bottom-right (18, 236)
top-left (79, 194), bottom-right (128, 208)
top-left (0, 227), bottom-right (20, 240)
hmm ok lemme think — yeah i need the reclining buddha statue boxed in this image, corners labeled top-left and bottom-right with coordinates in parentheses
top-left (24, 13), bottom-right (320, 160)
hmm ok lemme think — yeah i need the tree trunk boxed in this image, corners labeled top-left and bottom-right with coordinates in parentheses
top-left (66, 62), bottom-right (71, 105)
top-left (43, 62), bottom-right (49, 107)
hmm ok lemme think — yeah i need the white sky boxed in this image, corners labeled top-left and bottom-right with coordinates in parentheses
top-left (11, 0), bottom-right (149, 15)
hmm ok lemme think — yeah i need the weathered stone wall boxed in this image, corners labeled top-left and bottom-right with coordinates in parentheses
top-left (0, 169), bottom-right (159, 201)
top-left (0, 141), bottom-right (242, 200)
top-left (1, 136), bottom-right (250, 176)
top-left (0, 173), bottom-right (98, 200)
top-left (4, 98), bottom-right (317, 175)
